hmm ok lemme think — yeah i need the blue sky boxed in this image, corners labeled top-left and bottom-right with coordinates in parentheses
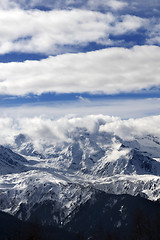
top-left (0, 0), bottom-right (160, 118)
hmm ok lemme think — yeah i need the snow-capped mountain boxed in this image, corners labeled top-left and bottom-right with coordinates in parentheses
top-left (0, 125), bottom-right (160, 228)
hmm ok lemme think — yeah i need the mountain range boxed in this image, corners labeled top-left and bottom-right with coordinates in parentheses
top-left (0, 127), bottom-right (160, 239)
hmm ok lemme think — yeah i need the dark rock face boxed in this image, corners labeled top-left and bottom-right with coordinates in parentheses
top-left (64, 191), bottom-right (160, 239)
top-left (0, 210), bottom-right (75, 240)
top-left (0, 145), bottom-right (27, 164)
top-left (1, 191), bottom-right (160, 240)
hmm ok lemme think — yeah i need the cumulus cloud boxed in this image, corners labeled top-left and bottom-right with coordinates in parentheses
top-left (146, 18), bottom-right (160, 45)
top-left (0, 0), bottom-right (18, 10)
top-left (0, 117), bottom-right (24, 146)
top-left (1, 0), bottom-right (158, 15)
top-left (0, 114), bottom-right (160, 151)
top-left (0, 45), bottom-right (160, 95)
top-left (87, 0), bottom-right (128, 11)
top-left (0, 115), bottom-right (116, 147)
top-left (100, 115), bottom-right (160, 141)
top-left (127, 0), bottom-right (160, 14)
top-left (0, 8), bottom-right (146, 55)
top-left (0, 0), bottom-right (128, 11)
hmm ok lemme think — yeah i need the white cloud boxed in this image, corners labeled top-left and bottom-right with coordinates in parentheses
top-left (0, 0), bottom-right (128, 11)
top-left (100, 115), bottom-right (160, 141)
top-left (0, 45), bottom-right (160, 95)
top-left (105, 0), bottom-right (128, 10)
top-left (0, 114), bottom-right (116, 147)
top-left (0, 0), bottom-right (159, 18)
top-left (2, 0), bottom-right (158, 14)
top-left (0, 0), bottom-right (18, 10)
top-left (128, 0), bottom-right (160, 11)
top-left (0, 117), bottom-right (17, 145)
top-left (87, 0), bottom-right (128, 11)
top-left (0, 8), bottom-right (146, 55)
top-left (0, 114), bottom-right (160, 151)
top-left (111, 15), bottom-right (147, 35)
top-left (1, 0), bottom-right (159, 16)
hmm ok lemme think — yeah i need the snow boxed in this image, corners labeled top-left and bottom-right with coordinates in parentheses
top-left (0, 125), bottom-right (160, 222)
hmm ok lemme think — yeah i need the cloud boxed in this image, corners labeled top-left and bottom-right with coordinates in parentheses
top-left (0, 45), bottom-right (160, 95)
top-left (126, 0), bottom-right (160, 14)
top-left (0, 8), bottom-right (147, 55)
top-left (1, 0), bottom-right (159, 15)
top-left (146, 18), bottom-right (160, 45)
top-left (0, 0), bottom-right (18, 10)
top-left (111, 14), bottom-right (147, 35)
top-left (1, 0), bottom-right (159, 19)
top-left (100, 115), bottom-right (160, 141)
top-left (0, 117), bottom-right (17, 145)
top-left (0, 114), bottom-right (160, 152)
top-left (0, 0), bottom-right (128, 11)
top-left (0, 114), bottom-right (116, 147)
top-left (87, 0), bottom-right (128, 11)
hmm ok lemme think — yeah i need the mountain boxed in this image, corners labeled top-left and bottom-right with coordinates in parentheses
top-left (0, 192), bottom-right (160, 240)
top-left (0, 145), bottom-right (28, 174)
top-left (64, 191), bottom-right (160, 240)
top-left (0, 127), bottom-right (160, 237)
top-left (0, 209), bottom-right (76, 240)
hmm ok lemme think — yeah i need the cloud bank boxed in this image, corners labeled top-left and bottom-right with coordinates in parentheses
top-left (0, 45), bottom-right (160, 95)
top-left (0, 0), bottom-right (158, 14)
top-left (0, 115), bottom-right (160, 150)
top-left (0, 8), bottom-right (146, 55)
top-left (0, 0), bottom-right (159, 56)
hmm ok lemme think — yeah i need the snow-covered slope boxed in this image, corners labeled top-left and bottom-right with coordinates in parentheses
top-left (0, 145), bottom-right (28, 174)
top-left (0, 122), bottom-right (160, 224)
top-left (0, 117), bottom-right (160, 227)
top-left (123, 135), bottom-right (160, 158)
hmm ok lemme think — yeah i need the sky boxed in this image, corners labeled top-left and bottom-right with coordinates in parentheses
top-left (0, 0), bottom-right (160, 119)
